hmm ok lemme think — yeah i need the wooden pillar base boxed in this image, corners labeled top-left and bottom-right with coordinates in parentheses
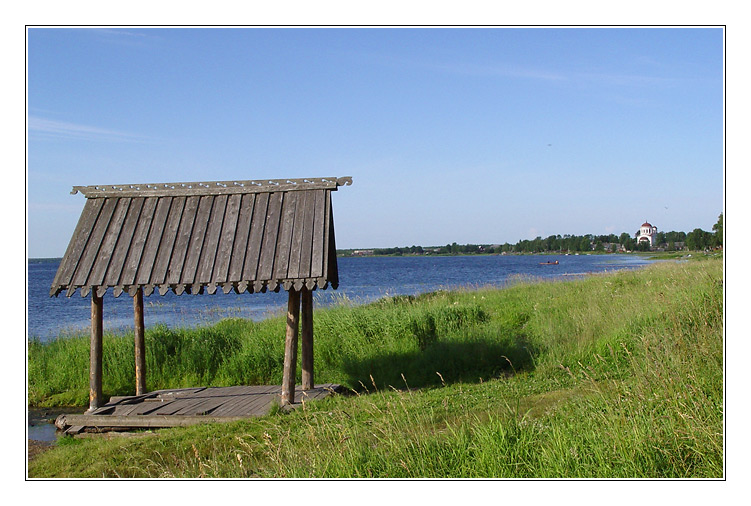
top-left (281, 289), bottom-right (300, 406)
top-left (89, 294), bottom-right (104, 412)
top-left (134, 288), bottom-right (146, 396)
top-left (301, 288), bottom-right (314, 390)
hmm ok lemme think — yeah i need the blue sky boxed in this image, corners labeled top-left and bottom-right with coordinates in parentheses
top-left (27, 27), bottom-right (724, 257)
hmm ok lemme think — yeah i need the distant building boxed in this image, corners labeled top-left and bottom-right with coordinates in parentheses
top-left (603, 243), bottom-right (627, 253)
top-left (635, 221), bottom-right (658, 248)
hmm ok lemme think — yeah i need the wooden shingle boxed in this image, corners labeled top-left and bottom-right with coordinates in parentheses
top-left (50, 177), bottom-right (352, 298)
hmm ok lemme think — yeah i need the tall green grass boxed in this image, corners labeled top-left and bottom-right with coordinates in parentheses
top-left (28, 258), bottom-right (723, 478)
top-left (29, 291), bottom-right (505, 406)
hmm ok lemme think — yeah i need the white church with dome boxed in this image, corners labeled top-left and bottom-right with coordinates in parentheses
top-left (636, 221), bottom-right (658, 248)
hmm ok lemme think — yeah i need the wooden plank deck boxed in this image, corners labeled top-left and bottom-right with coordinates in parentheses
top-left (55, 384), bottom-right (342, 435)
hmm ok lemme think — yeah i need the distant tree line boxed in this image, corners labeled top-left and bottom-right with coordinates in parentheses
top-left (340, 214), bottom-right (723, 257)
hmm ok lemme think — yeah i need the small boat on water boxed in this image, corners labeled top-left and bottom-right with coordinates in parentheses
top-left (539, 260), bottom-right (559, 265)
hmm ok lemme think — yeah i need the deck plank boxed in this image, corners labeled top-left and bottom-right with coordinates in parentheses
top-left (212, 388), bottom-right (275, 416)
top-left (178, 397), bottom-right (230, 416)
top-left (55, 385), bottom-right (341, 433)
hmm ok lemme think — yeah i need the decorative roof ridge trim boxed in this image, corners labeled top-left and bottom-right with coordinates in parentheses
top-left (72, 176), bottom-right (352, 198)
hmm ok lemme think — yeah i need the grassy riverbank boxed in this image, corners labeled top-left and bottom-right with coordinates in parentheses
top-left (28, 258), bottom-right (723, 478)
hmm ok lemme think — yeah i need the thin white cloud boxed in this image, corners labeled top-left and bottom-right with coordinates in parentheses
top-left (352, 49), bottom-right (678, 87)
top-left (577, 71), bottom-right (681, 88)
top-left (432, 60), bottom-right (684, 88)
top-left (431, 61), bottom-right (568, 81)
top-left (353, 49), bottom-right (569, 82)
top-left (28, 116), bottom-right (147, 142)
top-left (88, 28), bottom-right (157, 48)
top-left (93, 28), bottom-right (149, 38)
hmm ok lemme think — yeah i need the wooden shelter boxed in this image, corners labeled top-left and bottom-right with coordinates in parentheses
top-left (50, 176), bottom-right (352, 411)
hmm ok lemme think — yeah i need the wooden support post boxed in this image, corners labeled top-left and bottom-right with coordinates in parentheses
top-left (301, 288), bottom-right (314, 390)
top-left (281, 289), bottom-right (300, 406)
top-left (134, 287), bottom-right (146, 396)
top-left (89, 293), bottom-right (104, 412)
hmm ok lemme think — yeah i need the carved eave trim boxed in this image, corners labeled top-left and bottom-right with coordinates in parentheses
top-left (72, 176), bottom-right (353, 198)
top-left (52, 277), bottom-right (335, 298)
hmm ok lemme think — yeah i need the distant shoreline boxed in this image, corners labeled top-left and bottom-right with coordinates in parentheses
top-left (27, 251), bottom-right (696, 262)
top-left (335, 251), bottom-right (687, 259)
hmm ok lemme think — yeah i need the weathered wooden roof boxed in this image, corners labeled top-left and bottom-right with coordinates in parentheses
top-left (50, 177), bottom-right (351, 298)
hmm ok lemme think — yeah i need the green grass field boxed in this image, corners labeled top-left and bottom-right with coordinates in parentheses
top-left (28, 257), bottom-right (723, 478)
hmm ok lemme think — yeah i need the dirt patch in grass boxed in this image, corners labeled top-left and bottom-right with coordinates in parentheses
top-left (28, 439), bottom-right (54, 461)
